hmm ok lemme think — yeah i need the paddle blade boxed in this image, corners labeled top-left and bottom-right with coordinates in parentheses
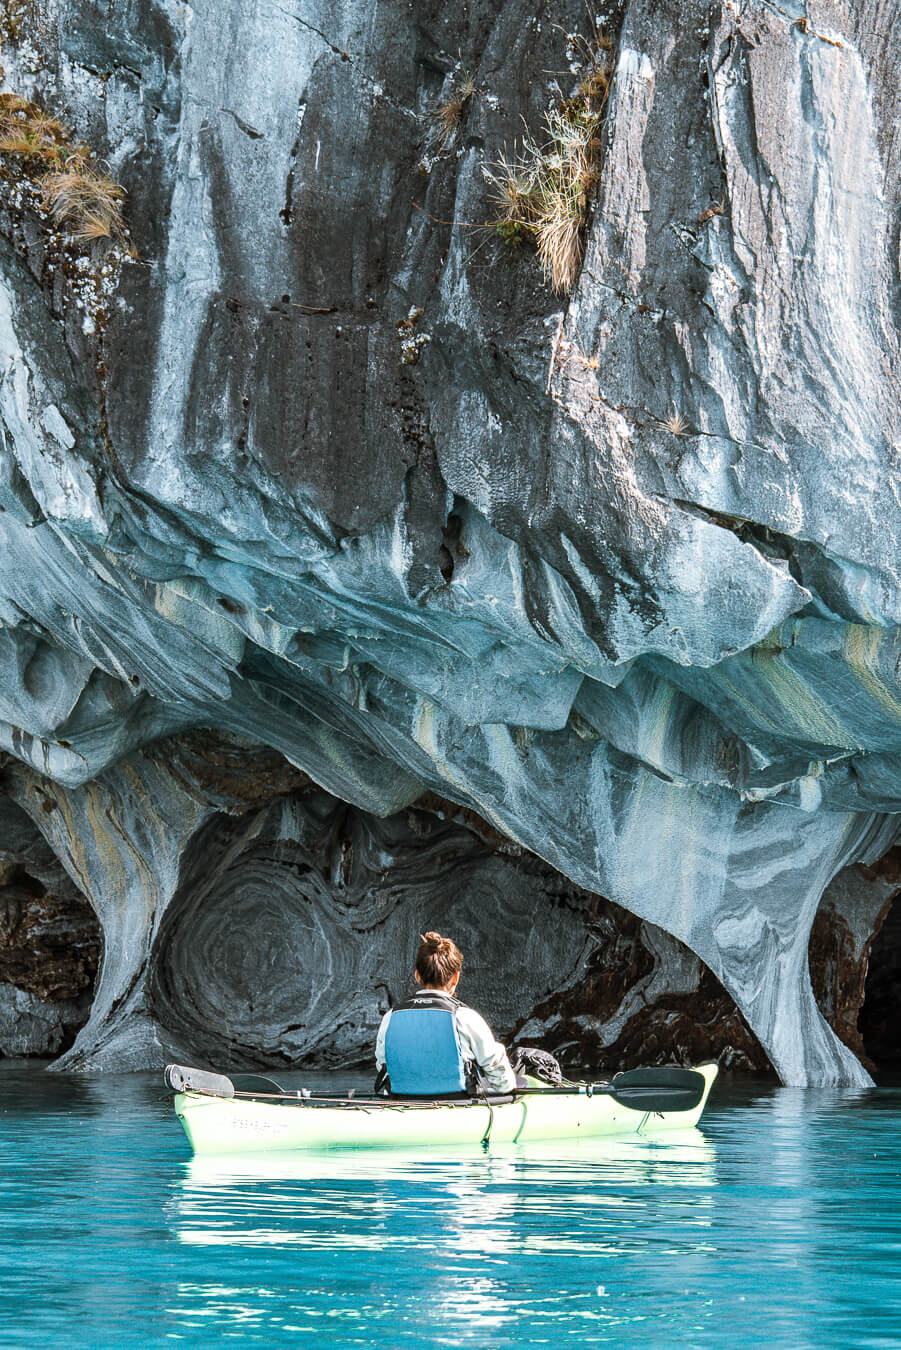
top-left (231, 1073), bottom-right (286, 1095)
top-left (609, 1066), bottom-right (707, 1114)
top-left (165, 1064), bottom-right (235, 1098)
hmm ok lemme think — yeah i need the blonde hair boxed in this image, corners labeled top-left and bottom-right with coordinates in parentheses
top-left (415, 931), bottom-right (463, 987)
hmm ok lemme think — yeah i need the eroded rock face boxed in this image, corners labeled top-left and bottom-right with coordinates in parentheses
top-left (516, 902), bottom-right (773, 1075)
top-left (0, 734), bottom-right (777, 1074)
top-left (807, 859), bottom-right (898, 1072)
top-left (149, 791), bottom-right (596, 1069)
top-left (1, 1), bottom-right (901, 1081)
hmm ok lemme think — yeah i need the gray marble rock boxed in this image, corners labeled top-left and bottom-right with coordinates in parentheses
top-left (0, 0), bottom-right (900, 1082)
top-left (0, 737), bottom-right (777, 1076)
top-left (0, 983), bottom-right (91, 1057)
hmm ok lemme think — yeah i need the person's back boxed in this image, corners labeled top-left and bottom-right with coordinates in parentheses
top-left (375, 931), bottom-right (517, 1096)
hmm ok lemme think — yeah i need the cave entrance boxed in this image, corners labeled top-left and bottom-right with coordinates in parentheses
top-left (0, 796), bottom-right (102, 1061)
top-left (859, 894), bottom-right (901, 1075)
top-left (0, 862), bottom-right (102, 1060)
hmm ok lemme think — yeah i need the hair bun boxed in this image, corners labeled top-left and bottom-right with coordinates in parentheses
top-left (415, 930), bottom-right (463, 985)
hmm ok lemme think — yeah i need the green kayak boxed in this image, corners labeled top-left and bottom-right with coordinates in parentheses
top-left (167, 1063), bottom-right (718, 1156)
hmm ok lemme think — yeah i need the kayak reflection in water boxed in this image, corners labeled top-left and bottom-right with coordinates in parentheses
top-left (374, 931), bottom-right (519, 1096)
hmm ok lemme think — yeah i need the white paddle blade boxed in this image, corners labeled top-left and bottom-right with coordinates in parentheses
top-left (165, 1064), bottom-right (235, 1098)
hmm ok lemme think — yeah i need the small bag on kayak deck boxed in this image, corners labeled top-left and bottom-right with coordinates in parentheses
top-left (509, 1046), bottom-right (564, 1087)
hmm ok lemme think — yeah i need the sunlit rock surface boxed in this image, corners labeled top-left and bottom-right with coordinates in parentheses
top-left (1, 0), bottom-right (901, 1082)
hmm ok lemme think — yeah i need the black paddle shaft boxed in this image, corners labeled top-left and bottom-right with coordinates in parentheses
top-left (518, 1067), bottom-right (707, 1114)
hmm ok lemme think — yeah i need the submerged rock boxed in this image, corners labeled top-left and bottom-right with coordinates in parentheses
top-left (0, 0), bottom-right (900, 1082)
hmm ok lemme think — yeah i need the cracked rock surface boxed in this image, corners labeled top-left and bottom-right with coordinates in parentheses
top-left (1, 0), bottom-right (900, 1081)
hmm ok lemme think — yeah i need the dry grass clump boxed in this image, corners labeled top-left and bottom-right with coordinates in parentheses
top-left (0, 91), bottom-right (125, 241)
top-left (484, 33), bottom-right (612, 293)
top-left (660, 406), bottom-right (689, 437)
top-left (431, 70), bottom-right (478, 147)
top-left (41, 161), bottom-right (125, 239)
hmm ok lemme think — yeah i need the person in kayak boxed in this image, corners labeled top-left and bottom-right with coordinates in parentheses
top-left (374, 931), bottom-right (518, 1096)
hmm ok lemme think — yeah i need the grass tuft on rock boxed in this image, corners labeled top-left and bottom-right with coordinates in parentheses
top-left (484, 32), bottom-right (613, 293)
top-left (0, 91), bottom-right (125, 241)
top-left (41, 162), bottom-right (125, 239)
top-left (431, 70), bottom-right (478, 148)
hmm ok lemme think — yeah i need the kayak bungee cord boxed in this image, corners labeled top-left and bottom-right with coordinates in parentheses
top-left (478, 1078), bottom-right (495, 1146)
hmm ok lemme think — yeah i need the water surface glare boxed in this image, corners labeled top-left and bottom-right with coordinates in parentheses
top-left (1, 1065), bottom-right (900, 1347)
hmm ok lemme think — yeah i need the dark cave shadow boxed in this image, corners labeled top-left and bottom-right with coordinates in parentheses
top-left (859, 893), bottom-right (901, 1080)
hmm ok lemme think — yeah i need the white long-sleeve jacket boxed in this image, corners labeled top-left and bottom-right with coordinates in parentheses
top-left (375, 1000), bottom-right (517, 1093)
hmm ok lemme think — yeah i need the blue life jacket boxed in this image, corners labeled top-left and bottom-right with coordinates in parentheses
top-left (383, 990), bottom-right (469, 1096)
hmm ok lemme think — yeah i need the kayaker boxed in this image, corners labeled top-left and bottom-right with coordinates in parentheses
top-left (374, 931), bottom-right (518, 1096)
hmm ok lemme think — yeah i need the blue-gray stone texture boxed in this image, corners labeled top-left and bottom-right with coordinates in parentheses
top-left (0, 0), bottom-right (899, 1082)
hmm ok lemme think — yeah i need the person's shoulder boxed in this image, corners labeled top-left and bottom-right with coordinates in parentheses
top-left (455, 1003), bottom-right (492, 1033)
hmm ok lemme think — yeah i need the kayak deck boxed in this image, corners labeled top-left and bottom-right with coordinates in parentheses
top-left (172, 1064), bottom-right (718, 1155)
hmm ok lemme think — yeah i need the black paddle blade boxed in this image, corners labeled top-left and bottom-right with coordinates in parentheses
top-left (609, 1066), bottom-right (707, 1114)
top-left (231, 1073), bottom-right (286, 1095)
top-left (165, 1064), bottom-right (235, 1098)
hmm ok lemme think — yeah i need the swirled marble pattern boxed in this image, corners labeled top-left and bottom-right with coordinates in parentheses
top-left (0, 735), bottom-right (893, 1079)
top-left (148, 794), bottom-right (594, 1068)
top-left (1, 2), bottom-right (901, 1079)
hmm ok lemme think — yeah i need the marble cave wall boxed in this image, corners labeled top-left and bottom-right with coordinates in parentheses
top-left (0, 731), bottom-right (784, 1075)
top-left (0, 0), bottom-right (901, 1082)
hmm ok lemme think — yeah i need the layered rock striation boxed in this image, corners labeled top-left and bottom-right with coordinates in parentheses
top-left (0, 0), bottom-right (900, 1081)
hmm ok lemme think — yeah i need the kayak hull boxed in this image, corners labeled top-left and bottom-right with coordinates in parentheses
top-left (173, 1064), bottom-right (718, 1155)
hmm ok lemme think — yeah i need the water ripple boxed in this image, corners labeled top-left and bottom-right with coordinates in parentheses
top-left (2, 1067), bottom-right (901, 1347)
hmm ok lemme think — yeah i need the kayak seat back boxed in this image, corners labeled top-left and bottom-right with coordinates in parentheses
top-left (384, 1007), bottom-right (468, 1096)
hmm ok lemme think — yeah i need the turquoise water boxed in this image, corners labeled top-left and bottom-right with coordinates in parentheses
top-left (1, 1065), bottom-right (900, 1348)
